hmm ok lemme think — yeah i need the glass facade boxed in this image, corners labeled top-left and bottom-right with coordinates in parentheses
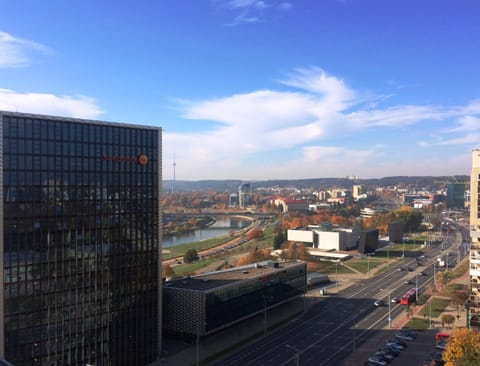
top-left (0, 112), bottom-right (161, 366)
top-left (163, 261), bottom-right (306, 336)
top-left (204, 264), bottom-right (306, 331)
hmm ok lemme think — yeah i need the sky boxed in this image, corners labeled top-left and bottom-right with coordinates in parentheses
top-left (1, 0), bottom-right (480, 181)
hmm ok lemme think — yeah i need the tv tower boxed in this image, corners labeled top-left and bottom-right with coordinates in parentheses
top-left (172, 153), bottom-right (176, 193)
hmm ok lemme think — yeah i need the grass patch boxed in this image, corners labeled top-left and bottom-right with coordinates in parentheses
top-left (308, 261), bottom-right (356, 274)
top-left (440, 283), bottom-right (467, 297)
top-left (406, 317), bottom-right (430, 330)
top-left (346, 258), bottom-right (385, 274)
top-left (451, 257), bottom-right (469, 279)
top-left (163, 235), bottom-right (233, 260)
top-left (429, 297), bottom-right (450, 318)
top-left (416, 293), bottom-right (431, 306)
top-left (173, 258), bottom-right (219, 276)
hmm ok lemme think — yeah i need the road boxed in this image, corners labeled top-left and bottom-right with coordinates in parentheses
top-left (210, 225), bottom-right (466, 366)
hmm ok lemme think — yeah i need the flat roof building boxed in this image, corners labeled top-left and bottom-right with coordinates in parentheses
top-left (162, 260), bottom-right (306, 336)
top-left (0, 111), bottom-right (162, 365)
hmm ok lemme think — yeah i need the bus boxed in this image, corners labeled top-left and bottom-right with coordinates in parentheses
top-left (400, 288), bottom-right (416, 305)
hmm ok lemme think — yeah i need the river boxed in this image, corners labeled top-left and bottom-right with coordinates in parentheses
top-left (162, 215), bottom-right (252, 248)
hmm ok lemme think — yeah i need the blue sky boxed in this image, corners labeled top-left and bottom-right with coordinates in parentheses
top-left (1, 0), bottom-right (480, 181)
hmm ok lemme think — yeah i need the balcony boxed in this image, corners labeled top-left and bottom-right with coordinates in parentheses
top-left (470, 315), bottom-right (480, 328)
top-left (471, 230), bottom-right (480, 239)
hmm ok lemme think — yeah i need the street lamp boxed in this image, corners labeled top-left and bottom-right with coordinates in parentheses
top-left (263, 295), bottom-right (273, 336)
top-left (416, 274), bottom-right (419, 302)
top-left (388, 292), bottom-right (392, 328)
top-left (285, 344), bottom-right (300, 366)
top-left (196, 321), bottom-right (208, 366)
top-left (335, 262), bottom-right (339, 293)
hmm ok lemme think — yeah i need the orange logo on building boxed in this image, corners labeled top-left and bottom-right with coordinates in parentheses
top-left (137, 154), bottom-right (149, 165)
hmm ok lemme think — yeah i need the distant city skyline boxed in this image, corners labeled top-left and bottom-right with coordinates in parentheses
top-left (1, 0), bottom-right (479, 180)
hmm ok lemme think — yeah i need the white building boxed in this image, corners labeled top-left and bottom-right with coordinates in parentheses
top-left (287, 226), bottom-right (360, 251)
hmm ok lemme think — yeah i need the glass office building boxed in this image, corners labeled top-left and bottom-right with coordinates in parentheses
top-left (0, 111), bottom-right (162, 366)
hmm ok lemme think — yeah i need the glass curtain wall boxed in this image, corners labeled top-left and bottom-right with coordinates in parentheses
top-left (2, 115), bottom-right (160, 366)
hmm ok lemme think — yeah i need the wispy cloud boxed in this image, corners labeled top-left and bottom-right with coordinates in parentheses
top-left (0, 89), bottom-right (103, 119)
top-left (164, 66), bottom-right (479, 179)
top-left (214, 0), bottom-right (292, 25)
top-left (0, 31), bottom-right (50, 68)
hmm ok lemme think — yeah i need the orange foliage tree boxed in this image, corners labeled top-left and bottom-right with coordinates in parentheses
top-left (442, 327), bottom-right (480, 366)
top-left (236, 247), bottom-right (271, 266)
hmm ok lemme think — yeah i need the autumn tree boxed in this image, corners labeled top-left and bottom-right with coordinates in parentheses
top-left (443, 328), bottom-right (480, 366)
top-left (247, 228), bottom-right (264, 241)
top-left (285, 242), bottom-right (309, 260)
top-left (236, 247), bottom-right (271, 266)
top-left (162, 263), bottom-right (175, 279)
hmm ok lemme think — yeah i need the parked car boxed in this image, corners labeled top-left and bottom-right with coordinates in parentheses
top-left (388, 338), bottom-right (407, 347)
top-left (385, 341), bottom-right (404, 350)
top-left (382, 345), bottom-right (400, 356)
top-left (367, 356), bottom-right (387, 366)
top-left (373, 350), bottom-right (394, 361)
top-left (374, 300), bottom-right (385, 307)
top-left (395, 333), bottom-right (415, 341)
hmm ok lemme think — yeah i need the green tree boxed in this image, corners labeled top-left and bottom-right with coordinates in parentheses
top-left (273, 230), bottom-right (286, 250)
top-left (441, 314), bottom-right (456, 328)
top-left (183, 248), bottom-right (199, 264)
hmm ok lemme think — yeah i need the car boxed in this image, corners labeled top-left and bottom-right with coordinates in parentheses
top-left (391, 297), bottom-right (399, 303)
top-left (404, 280), bottom-right (412, 285)
top-left (395, 333), bottom-right (414, 341)
top-left (388, 338), bottom-right (407, 347)
top-left (419, 271), bottom-right (426, 276)
top-left (373, 350), bottom-right (394, 361)
top-left (374, 300), bottom-right (385, 307)
top-left (385, 341), bottom-right (405, 350)
top-left (367, 356), bottom-right (387, 366)
top-left (397, 267), bottom-right (405, 271)
top-left (382, 346), bottom-right (400, 356)
top-left (407, 267), bottom-right (414, 272)
top-left (400, 328), bottom-right (418, 337)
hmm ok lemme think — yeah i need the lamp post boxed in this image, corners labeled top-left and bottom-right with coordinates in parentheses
top-left (416, 274), bottom-right (419, 302)
top-left (335, 262), bottom-right (339, 293)
top-left (285, 344), bottom-right (300, 366)
top-left (433, 261), bottom-right (436, 288)
top-left (387, 246), bottom-right (390, 269)
top-left (263, 295), bottom-right (273, 336)
top-left (196, 321), bottom-right (201, 366)
top-left (388, 292), bottom-right (392, 328)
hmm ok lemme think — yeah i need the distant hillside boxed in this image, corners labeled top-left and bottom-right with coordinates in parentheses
top-left (163, 175), bottom-right (469, 192)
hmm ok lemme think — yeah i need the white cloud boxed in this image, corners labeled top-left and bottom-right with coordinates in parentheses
top-left (215, 0), bottom-right (292, 25)
top-left (0, 89), bottom-right (103, 119)
top-left (449, 116), bottom-right (480, 132)
top-left (0, 31), bottom-right (50, 68)
top-left (163, 66), bottom-right (479, 179)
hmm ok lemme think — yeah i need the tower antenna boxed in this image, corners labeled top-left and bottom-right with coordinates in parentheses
top-left (172, 153), bottom-right (176, 193)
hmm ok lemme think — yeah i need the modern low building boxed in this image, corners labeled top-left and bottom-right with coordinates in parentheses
top-left (0, 111), bottom-right (162, 366)
top-left (162, 260), bottom-right (306, 336)
top-left (287, 226), bottom-right (359, 251)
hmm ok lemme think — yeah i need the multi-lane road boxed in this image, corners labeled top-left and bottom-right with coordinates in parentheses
top-left (211, 224), bottom-right (468, 366)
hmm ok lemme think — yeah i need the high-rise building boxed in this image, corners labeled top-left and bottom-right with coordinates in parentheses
top-left (238, 183), bottom-right (253, 208)
top-left (446, 182), bottom-right (466, 209)
top-left (0, 111), bottom-right (162, 365)
top-left (468, 149), bottom-right (480, 328)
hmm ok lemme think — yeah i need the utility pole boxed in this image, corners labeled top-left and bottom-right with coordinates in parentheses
top-left (416, 274), bottom-right (419, 302)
